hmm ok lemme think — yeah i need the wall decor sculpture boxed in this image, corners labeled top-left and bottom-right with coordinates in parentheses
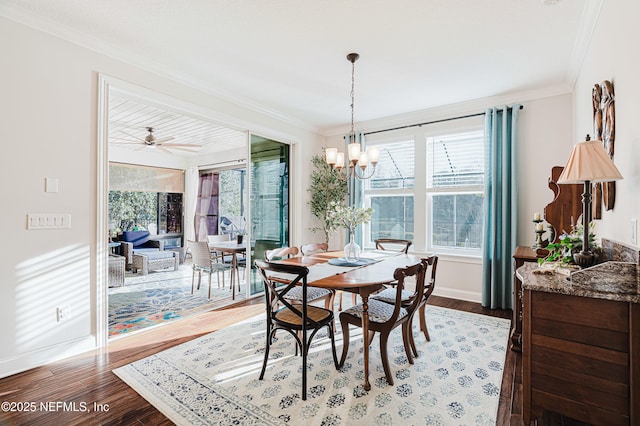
top-left (591, 79), bottom-right (616, 216)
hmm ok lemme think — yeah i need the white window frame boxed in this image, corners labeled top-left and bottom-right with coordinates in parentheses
top-left (361, 122), bottom-right (484, 258)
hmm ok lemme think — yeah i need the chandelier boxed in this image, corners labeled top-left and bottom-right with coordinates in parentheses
top-left (325, 53), bottom-right (379, 179)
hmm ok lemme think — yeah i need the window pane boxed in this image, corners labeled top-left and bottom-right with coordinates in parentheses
top-left (369, 196), bottom-right (414, 241)
top-left (428, 131), bottom-right (484, 188)
top-left (368, 141), bottom-right (414, 189)
top-left (432, 193), bottom-right (483, 248)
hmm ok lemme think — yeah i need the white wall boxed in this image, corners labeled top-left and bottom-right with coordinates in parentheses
top-left (324, 93), bottom-right (574, 302)
top-left (0, 16), bottom-right (323, 378)
top-left (572, 0), bottom-right (640, 247)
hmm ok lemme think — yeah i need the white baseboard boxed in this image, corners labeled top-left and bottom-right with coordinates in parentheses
top-left (0, 336), bottom-right (97, 379)
top-left (432, 287), bottom-right (482, 304)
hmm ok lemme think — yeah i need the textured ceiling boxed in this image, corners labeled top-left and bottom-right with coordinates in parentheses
top-left (1, 0), bottom-right (598, 135)
top-left (108, 92), bottom-right (247, 157)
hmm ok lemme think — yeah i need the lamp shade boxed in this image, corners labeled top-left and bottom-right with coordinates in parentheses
top-left (557, 139), bottom-right (623, 184)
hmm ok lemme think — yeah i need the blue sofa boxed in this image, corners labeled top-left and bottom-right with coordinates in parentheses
top-left (119, 231), bottom-right (165, 270)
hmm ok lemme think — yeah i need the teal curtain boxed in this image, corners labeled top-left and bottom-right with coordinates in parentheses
top-left (346, 132), bottom-right (366, 242)
top-left (482, 105), bottom-right (521, 309)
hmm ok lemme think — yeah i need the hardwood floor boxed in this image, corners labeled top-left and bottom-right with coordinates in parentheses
top-left (0, 295), bottom-right (566, 425)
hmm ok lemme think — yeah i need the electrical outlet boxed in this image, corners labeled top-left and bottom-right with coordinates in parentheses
top-left (632, 218), bottom-right (638, 245)
top-left (56, 305), bottom-right (71, 322)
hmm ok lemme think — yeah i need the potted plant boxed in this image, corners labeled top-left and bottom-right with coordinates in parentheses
top-left (308, 154), bottom-right (349, 245)
top-left (538, 221), bottom-right (600, 267)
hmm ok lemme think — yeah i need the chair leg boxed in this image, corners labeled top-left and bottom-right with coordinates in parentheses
top-left (338, 291), bottom-right (343, 311)
top-left (379, 332), bottom-right (394, 385)
top-left (402, 322), bottom-right (415, 365)
top-left (327, 324), bottom-right (339, 370)
top-left (419, 304), bottom-right (430, 341)
top-left (259, 325), bottom-right (272, 380)
top-left (191, 270), bottom-right (196, 294)
top-left (301, 328), bottom-right (308, 400)
top-left (338, 319), bottom-right (351, 368)
top-left (207, 271), bottom-right (212, 299)
top-left (408, 314), bottom-right (419, 358)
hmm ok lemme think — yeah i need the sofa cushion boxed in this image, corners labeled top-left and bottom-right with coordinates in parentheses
top-left (122, 231), bottom-right (150, 247)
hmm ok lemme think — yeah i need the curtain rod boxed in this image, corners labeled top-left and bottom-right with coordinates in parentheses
top-left (364, 105), bottom-right (524, 136)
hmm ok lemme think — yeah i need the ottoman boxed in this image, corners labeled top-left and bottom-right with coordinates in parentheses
top-left (132, 251), bottom-right (179, 275)
top-left (108, 254), bottom-right (125, 287)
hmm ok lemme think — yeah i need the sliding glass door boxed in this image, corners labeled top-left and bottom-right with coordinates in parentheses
top-left (248, 135), bottom-right (290, 295)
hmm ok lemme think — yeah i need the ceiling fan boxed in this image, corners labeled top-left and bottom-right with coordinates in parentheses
top-left (111, 127), bottom-right (202, 153)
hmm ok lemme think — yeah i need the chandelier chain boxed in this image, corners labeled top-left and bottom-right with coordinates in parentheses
top-left (350, 59), bottom-right (355, 137)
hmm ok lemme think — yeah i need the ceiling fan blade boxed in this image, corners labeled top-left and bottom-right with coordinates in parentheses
top-left (118, 130), bottom-right (145, 142)
top-left (154, 136), bottom-right (175, 143)
top-left (157, 146), bottom-right (172, 154)
top-left (110, 140), bottom-right (143, 145)
top-left (110, 136), bottom-right (142, 142)
top-left (162, 146), bottom-right (200, 153)
top-left (158, 142), bottom-right (202, 148)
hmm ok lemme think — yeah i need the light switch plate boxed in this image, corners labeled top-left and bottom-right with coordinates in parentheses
top-left (45, 177), bottom-right (59, 193)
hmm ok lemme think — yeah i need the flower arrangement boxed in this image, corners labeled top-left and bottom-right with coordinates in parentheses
top-left (328, 202), bottom-right (374, 234)
top-left (538, 220), bottom-right (599, 266)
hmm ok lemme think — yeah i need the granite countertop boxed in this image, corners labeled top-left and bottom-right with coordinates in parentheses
top-left (517, 261), bottom-right (640, 304)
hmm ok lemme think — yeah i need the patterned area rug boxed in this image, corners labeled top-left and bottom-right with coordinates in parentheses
top-left (109, 264), bottom-right (242, 336)
top-left (114, 306), bottom-right (511, 425)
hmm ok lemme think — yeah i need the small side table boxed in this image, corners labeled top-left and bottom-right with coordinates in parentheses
top-left (511, 246), bottom-right (540, 352)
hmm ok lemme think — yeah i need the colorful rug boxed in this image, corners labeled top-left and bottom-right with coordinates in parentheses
top-left (114, 306), bottom-right (511, 425)
top-left (109, 264), bottom-right (242, 336)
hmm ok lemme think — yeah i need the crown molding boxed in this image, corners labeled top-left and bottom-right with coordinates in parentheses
top-left (321, 82), bottom-right (572, 137)
top-left (0, 3), bottom-right (319, 135)
top-left (565, 0), bottom-right (606, 91)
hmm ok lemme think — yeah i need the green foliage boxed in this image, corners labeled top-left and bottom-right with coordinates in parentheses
top-left (538, 221), bottom-right (599, 265)
top-left (308, 155), bottom-right (349, 244)
top-left (328, 202), bottom-right (374, 233)
top-left (108, 191), bottom-right (157, 232)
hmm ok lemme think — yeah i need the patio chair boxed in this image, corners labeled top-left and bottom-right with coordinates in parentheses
top-left (188, 240), bottom-right (232, 299)
top-left (255, 260), bottom-right (339, 400)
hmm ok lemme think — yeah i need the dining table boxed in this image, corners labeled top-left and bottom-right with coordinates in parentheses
top-left (208, 240), bottom-right (247, 300)
top-left (273, 250), bottom-right (422, 391)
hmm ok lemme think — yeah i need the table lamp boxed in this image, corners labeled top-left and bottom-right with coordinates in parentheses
top-left (557, 135), bottom-right (623, 267)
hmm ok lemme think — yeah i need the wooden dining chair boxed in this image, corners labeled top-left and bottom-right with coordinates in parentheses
top-left (254, 260), bottom-right (339, 400)
top-left (264, 246), bottom-right (299, 261)
top-left (372, 254), bottom-right (438, 357)
top-left (374, 238), bottom-right (412, 254)
top-left (265, 246), bottom-right (336, 311)
top-left (188, 240), bottom-right (232, 298)
top-left (299, 242), bottom-right (328, 256)
top-left (338, 261), bottom-right (426, 385)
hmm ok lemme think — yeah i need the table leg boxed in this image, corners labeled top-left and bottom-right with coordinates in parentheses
top-left (361, 294), bottom-right (371, 391)
top-left (231, 252), bottom-right (237, 300)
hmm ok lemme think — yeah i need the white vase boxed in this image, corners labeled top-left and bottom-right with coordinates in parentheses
top-left (343, 230), bottom-right (361, 262)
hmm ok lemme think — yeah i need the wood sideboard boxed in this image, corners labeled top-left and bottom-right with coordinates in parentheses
top-left (511, 246), bottom-right (540, 352)
top-left (518, 261), bottom-right (640, 425)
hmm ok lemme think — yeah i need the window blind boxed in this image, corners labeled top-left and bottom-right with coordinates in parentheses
top-left (427, 131), bottom-right (484, 188)
top-left (368, 141), bottom-right (415, 189)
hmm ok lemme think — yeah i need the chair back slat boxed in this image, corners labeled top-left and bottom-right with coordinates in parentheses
top-left (264, 246), bottom-right (299, 261)
top-left (300, 242), bottom-right (328, 256)
top-left (375, 238), bottom-right (412, 254)
top-left (391, 261), bottom-right (426, 320)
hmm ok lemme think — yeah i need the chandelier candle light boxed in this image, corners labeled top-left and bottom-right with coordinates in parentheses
top-left (325, 53), bottom-right (380, 179)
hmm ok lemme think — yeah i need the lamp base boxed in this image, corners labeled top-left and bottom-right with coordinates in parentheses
top-left (573, 251), bottom-right (595, 268)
